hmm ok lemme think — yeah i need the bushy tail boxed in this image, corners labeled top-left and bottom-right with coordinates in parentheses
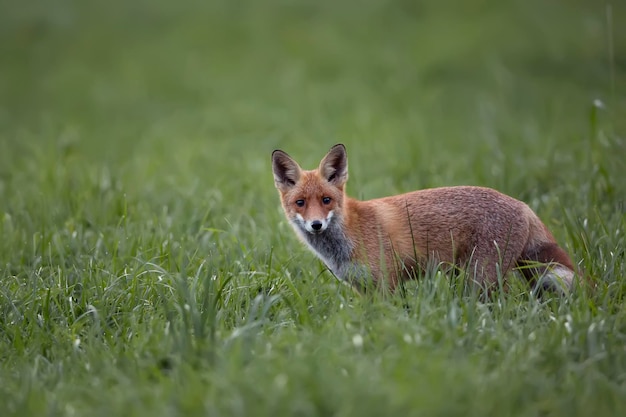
top-left (517, 242), bottom-right (576, 294)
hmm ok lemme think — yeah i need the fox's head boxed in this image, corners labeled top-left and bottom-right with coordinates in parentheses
top-left (272, 144), bottom-right (348, 235)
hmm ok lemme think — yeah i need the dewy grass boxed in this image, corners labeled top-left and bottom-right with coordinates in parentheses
top-left (1, 0), bottom-right (626, 416)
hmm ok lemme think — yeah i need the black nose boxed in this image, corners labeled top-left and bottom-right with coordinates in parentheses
top-left (311, 221), bottom-right (323, 231)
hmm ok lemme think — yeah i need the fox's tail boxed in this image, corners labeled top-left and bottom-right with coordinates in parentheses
top-left (517, 242), bottom-right (576, 294)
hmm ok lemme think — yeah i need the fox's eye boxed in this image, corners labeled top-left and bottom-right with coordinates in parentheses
top-left (295, 199), bottom-right (305, 207)
top-left (322, 197), bottom-right (331, 205)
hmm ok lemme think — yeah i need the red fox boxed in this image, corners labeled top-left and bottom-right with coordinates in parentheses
top-left (272, 144), bottom-right (576, 294)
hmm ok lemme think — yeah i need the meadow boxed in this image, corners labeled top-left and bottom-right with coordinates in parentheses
top-left (1, 0), bottom-right (625, 415)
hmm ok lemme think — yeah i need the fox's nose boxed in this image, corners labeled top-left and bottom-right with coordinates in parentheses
top-left (311, 221), bottom-right (323, 231)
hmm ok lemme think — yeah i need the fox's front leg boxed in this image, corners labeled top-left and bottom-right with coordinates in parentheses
top-left (336, 260), bottom-right (404, 293)
top-left (333, 261), bottom-right (376, 292)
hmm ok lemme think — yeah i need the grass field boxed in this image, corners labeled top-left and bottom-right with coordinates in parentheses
top-left (1, 0), bottom-right (625, 415)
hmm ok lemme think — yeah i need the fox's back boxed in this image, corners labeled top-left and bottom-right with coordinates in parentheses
top-left (392, 186), bottom-right (529, 223)
top-left (346, 186), bottom-right (542, 267)
top-left (361, 185), bottom-right (529, 227)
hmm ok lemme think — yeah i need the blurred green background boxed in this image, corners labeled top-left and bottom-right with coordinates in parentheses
top-left (2, 0), bottom-right (624, 197)
top-left (1, 1), bottom-right (625, 415)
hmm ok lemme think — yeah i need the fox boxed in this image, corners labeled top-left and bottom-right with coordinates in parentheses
top-left (271, 143), bottom-right (576, 294)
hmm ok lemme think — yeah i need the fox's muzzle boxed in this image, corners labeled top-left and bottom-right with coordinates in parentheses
top-left (310, 220), bottom-right (323, 231)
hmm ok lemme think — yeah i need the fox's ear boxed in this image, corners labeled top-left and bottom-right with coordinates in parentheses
top-left (272, 150), bottom-right (302, 191)
top-left (319, 144), bottom-right (348, 187)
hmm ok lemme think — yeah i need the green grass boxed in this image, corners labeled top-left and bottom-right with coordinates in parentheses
top-left (1, 0), bottom-right (625, 415)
